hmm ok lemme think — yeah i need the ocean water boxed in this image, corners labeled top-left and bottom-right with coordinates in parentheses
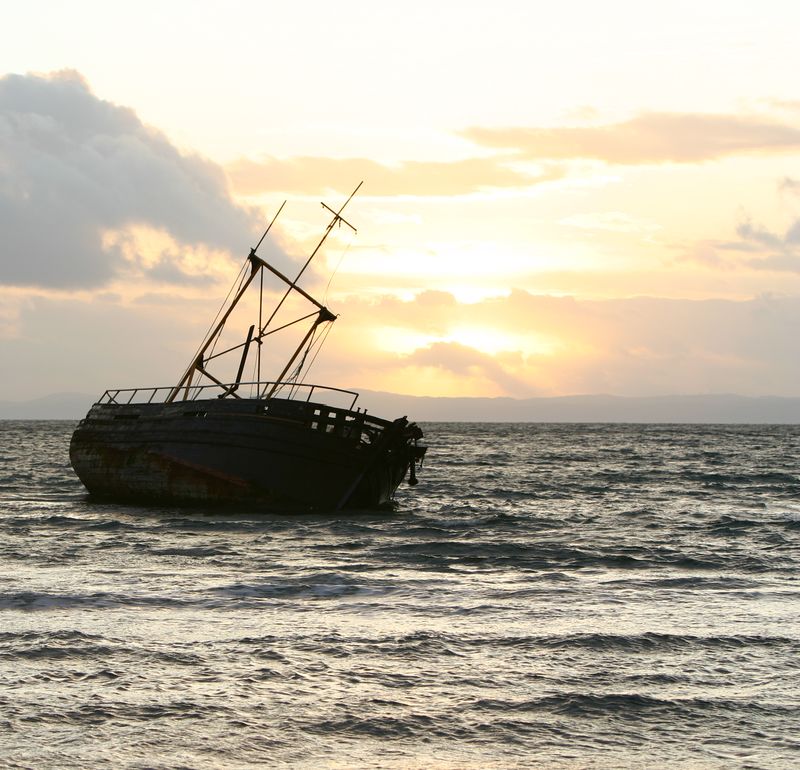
top-left (0, 421), bottom-right (798, 769)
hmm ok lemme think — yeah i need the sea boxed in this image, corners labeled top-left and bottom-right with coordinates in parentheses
top-left (0, 421), bottom-right (798, 769)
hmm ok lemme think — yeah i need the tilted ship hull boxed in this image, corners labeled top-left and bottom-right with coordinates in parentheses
top-left (70, 184), bottom-right (427, 511)
top-left (70, 393), bottom-right (424, 509)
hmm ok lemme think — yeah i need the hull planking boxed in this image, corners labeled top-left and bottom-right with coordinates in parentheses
top-left (70, 396), bottom-right (425, 511)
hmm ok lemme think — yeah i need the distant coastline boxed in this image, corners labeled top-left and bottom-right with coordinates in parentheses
top-left (3, 390), bottom-right (800, 423)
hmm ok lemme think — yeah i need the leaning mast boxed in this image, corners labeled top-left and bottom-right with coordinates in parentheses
top-left (165, 183), bottom-right (362, 403)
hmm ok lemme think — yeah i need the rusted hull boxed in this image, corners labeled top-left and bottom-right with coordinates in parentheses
top-left (69, 397), bottom-right (424, 510)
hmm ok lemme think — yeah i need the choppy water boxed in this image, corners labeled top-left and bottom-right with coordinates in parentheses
top-left (1, 421), bottom-right (799, 769)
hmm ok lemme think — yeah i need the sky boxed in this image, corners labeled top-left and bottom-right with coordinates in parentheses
top-left (3, 0), bottom-right (800, 400)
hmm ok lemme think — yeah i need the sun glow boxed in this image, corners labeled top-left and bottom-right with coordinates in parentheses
top-left (340, 243), bottom-right (555, 280)
top-left (447, 327), bottom-right (558, 356)
top-left (374, 325), bottom-right (559, 357)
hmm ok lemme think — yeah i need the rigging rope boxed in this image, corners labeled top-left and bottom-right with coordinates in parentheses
top-left (205, 259), bottom-right (254, 371)
top-left (299, 321), bottom-right (334, 386)
top-left (323, 227), bottom-right (355, 306)
top-left (287, 327), bottom-right (319, 387)
top-left (181, 259), bottom-right (248, 397)
top-left (248, 344), bottom-right (259, 398)
top-left (288, 321), bottom-right (334, 400)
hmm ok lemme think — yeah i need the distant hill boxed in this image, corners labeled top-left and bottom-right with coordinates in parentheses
top-left (355, 391), bottom-right (800, 424)
top-left (4, 389), bottom-right (800, 423)
top-left (0, 392), bottom-right (94, 419)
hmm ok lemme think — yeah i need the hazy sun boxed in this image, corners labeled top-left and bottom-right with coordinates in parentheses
top-left (374, 325), bottom-right (558, 357)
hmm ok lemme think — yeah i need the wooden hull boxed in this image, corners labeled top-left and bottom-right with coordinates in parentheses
top-left (69, 397), bottom-right (425, 510)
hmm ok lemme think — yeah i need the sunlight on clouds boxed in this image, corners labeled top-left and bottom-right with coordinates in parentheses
top-left (444, 286), bottom-right (512, 303)
top-left (464, 112), bottom-right (800, 164)
top-left (373, 325), bottom-right (559, 357)
top-left (372, 328), bottom-right (434, 355)
top-left (367, 364), bottom-right (500, 398)
top-left (101, 226), bottom-right (172, 270)
top-left (445, 327), bottom-right (558, 356)
top-left (7, 16), bottom-right (800, 403)
top-left (100, 225), bottom-right (235, 284)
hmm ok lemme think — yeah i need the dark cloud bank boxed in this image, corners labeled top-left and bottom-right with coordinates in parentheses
top-left (0, 70), bottom-right (260, 289)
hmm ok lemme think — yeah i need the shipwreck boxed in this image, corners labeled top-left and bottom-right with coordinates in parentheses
top-left (70, 184), bottom-right (426, 510)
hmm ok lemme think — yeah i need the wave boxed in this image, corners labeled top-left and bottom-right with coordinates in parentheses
top-left (226, 629), bottom-right (799, 660)
top-left (521, 631), bottom-right (800, 653)
top-left (0, 590), bottom-right (195, 612)
top-left (372, 539), bottom-right (782, 573)
top-left (15, 699), bottom-right (235, 725)
top-left (0, 629), bottom-right (202, 667)
top-left (211, 572), bottom-right (401, 603)
top-left (468, 692), bottom-right (799, 719)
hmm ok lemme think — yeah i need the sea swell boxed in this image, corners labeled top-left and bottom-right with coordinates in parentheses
top-left (0, 421), bottom-right (799, 768)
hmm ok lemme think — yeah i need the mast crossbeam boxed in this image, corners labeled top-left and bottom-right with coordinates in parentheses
top-left (166, 184), bottom-right (361, 402)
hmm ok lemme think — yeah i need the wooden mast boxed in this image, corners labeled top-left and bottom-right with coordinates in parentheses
top-left (257, 183), bottom-right (361, 354)
top-left (165, 202), bottom-right (285, 403)
top-left (261, 181), bottom-right (361, 398)
top-left (166, 184), bottom-right (361, 403)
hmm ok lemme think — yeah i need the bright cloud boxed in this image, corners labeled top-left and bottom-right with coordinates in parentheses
top-left (2, 38), bottom-right (800, 404)
top-left (463, 112), bottom-right (800, 164)
top-left (227, 155), bottom-right (564, 197)
top-left (302, 289), bottom-right (800, 399)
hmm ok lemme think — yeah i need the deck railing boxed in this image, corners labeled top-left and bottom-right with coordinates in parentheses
top-left (98, 381), bottom-right (360, 411)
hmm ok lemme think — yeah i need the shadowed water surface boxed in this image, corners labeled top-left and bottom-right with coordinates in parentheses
top-left (0, 421), bottom-right (798, 768)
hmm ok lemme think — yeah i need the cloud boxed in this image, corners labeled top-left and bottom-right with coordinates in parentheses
top-left (5, 284), bottom-right (800, 400)
top-left (462, 112), bottom-right (800, 164)
top-left (723, 212), bottom-right (800, 273)
top-left (0, 70), bottom-right (266, 289)
top-left (682, 177), bottom-right (800, 274)
top-left (406, 340), bottom-right (531, 396)
top-left (226, 155), bottom-right (564, 196)
top-left (293, 288), bottom-right (800, 398)
top-left (225, 110), bottom-right (800, 199)
top-left (736, 218), bottom-right (787, 252)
